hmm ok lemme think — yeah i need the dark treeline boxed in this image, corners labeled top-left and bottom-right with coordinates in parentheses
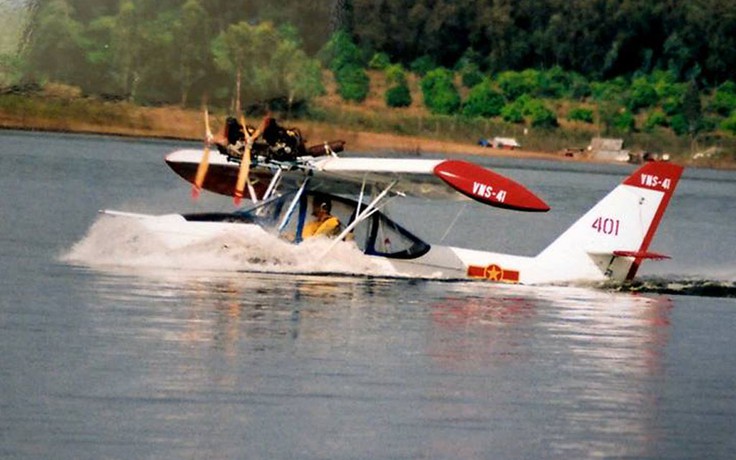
top-left (6, 0), bottom-right (736, 144)
top-left (17, 0), bottom-right (736, 98)
top-left (350, 0), bottom-right (736, 86)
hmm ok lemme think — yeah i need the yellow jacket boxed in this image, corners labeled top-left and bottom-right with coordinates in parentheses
top-left (302, 216), bottom-right (341, 238)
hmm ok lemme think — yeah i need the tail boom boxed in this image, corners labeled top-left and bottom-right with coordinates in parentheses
top-left (530, 162), bottom-right (684, 283)
top-left (444, 162), bottom-right (684, 285)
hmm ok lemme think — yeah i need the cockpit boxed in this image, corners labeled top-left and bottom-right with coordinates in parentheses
top-left (228, 190), bottom-right (431, 259)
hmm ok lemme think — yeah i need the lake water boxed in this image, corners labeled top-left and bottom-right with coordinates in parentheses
top-left (1, 130), bottom-right (735, 459)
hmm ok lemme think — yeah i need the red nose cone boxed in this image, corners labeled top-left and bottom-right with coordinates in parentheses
top-left (434, 160), bottom-right (550, 212)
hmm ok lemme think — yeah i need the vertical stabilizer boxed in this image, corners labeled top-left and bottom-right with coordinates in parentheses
top-left (533, 162), bottom-right (683, 283)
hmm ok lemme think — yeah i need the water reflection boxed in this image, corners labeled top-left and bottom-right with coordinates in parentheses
top-left (428, 284), bottom-right (673, 458)
top-left (76, 267), bottom-right (677, 459)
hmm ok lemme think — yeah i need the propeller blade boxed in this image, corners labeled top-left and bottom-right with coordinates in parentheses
top-left (233, 115), bottom-right (270, 205)
top-left (191, 108), bottom-right (213, 199)
top-left (233, 141), bottom-right (252, 206)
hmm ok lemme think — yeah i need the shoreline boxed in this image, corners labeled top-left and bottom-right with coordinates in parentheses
top-left (0, 113), bottom-right (601, 165)
top-left (1, 104), bottom-right (732, 170)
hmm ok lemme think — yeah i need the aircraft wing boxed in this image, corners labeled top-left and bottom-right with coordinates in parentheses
top-left (165, 149), bottom-right (549, 212)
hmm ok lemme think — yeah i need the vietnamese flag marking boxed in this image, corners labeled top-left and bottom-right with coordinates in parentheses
top-left (467, 264), bottom-right (520, 283)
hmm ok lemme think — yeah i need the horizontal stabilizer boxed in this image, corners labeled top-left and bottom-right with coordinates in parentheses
top-left (612, 250), bottom-right (671, 260)
top-left (433, 160), bottom-right (550, 212)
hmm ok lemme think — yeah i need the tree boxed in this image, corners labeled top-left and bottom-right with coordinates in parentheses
top-left (171, 0), bottom-right (210, 107)
top-left (317, 30), bottom-right (363, 72)
top-left (272, 37), bottom-right (324, 115)
top-left (384, 64), bottom-right (411, 107)
top-left (111, 0), bottom-right (143, 100)
top-left (628, 77), bottom-right (659, 112)
top-left (567, 107), bottom-right (594, 123)
top-left (212, 21), bottom-right (281, 110)
top-left (496, 69), bottom-right (539, 101)
top-left (24, 0), bottom-right (88, 87)
top-left (420, 67), bottom-right (460, 115)
top-left (462, 79), bottom-right (504, 118)
top-left (523, 98), bottom-right (558, 128)
top-left (681, 79), bottom-right (703, 136)
top-left (335, 63), bottom-right (369, 102)
top-left (709, 81), bottom-right (736, 116)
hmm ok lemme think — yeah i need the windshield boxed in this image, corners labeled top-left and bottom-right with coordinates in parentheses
top-left (237, 191), bottom-right (430, 259)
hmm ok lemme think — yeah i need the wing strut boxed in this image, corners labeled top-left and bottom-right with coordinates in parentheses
top-left (262, 168), bottom-right (283, 201)
top-left (277, 176), bottom-right (310, 233)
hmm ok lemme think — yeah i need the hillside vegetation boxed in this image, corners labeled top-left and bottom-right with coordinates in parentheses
top-left (2, 0), bottom-right (736, 166)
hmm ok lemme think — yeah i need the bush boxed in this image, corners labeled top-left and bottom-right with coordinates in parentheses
top-left (524, 99), bottom-right (558, 128)
top-left (460, 64), bottom-right (484, 89)
top-left (670, 113), bottom-right (689, 136)
top-left (628, 77), bottom-right (659, 112)
top-left (709, 81), bottom-right (736, 116)
top-left (462, 80), bottom-right (505, 118)
top-left (496, 69), bottom-right (539, 100)
top-left (643, 110), bottom-right (668, 132)
top-left (538, 66), bottom-right (570, 99)
top-left (591, 77), bottom-right (628, 101)
top-left (501, 103), bottom-right (524, 123)
top-left (567, 107), bottom-right (594, 123)
top-left (613, 110), bottom-right (635, 133)
top-left (420, 68), bottom-right (460, 115)
top-left (318, 31), bottom-right (364, 72)
top-left (335, 64), bottom-right (369, 102)
top-left (385, 84), bottom-right (412, 107)
top-left (368, 52), bottom-right (391, 70)
top-left (720, 112), bottom-right (736, 135)
top-left (385, 64), bottom-right (406, 86)
top-left (410, 55), bottom-right (436, 77)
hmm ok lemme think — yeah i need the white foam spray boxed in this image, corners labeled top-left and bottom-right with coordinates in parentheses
top-left (61, 215), bottom-right (400, 277)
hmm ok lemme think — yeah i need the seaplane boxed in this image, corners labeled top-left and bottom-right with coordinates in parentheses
top-left (101, 113), bottom-right (684, 285)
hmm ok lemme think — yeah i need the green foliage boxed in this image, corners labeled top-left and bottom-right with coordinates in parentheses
top-left (384, 64), bottom-right (411, 107)
top-left (385, 84), bottom-right (411, 107)
top-left (420, 68), bottom-right (460, 115)
top-left (318, 30), bottom-right (363, 72)
top-left (410, 55), bottom-right (436, 77)
top-left (613, 109), bottom-right (635, 133)
top-left (523, 99), bottom-right (558, 128)
top-left (643, 110), bottom-right (668, 132)
top-left (680, 80), bottom-right (703, 136)
top-left (567, 107), bottom-right (594, 123)
top-left (460, 64), bottom-right (484, 89)
top-left (568, 73), bottom-right (592, 100)
top-left (335, 64), bottom-right (369, 102)
top-left (720, 112), bottom-right (736, 135)
top-left (501, 103), bottom-right (524, 124)
top-left (0, 53), bottom-right (23, 87)
top-left (538, 66), bottom-right (570, 99)
top-left (25, 0), bottom-right (88, 87)
top-left (368, 52), bottom-right (390, 70)
top-left (385, 64), bottom-right (406, 86)
top-left (628, 77), bottom-right (659, 112)
top-left (709, 81), bottom-right (736, 116)
top-left (496, 70), bottom-right (540, 100)
top-left (462, 79), bottom-right (505, 118)
top-left (670, 114), bottom-right (689, 136)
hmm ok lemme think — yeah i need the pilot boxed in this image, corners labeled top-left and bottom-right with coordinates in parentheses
top-left (302, 196), bottom-right (341, 238)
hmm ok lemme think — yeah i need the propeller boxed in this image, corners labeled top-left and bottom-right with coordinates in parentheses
top-left (191, 108), bottom-right (213, 199)
top-left (233, 114), bottom-right (270, 206)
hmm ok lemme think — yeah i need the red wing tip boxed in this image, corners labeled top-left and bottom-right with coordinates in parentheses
top-left (434, 160), bottom-right (550, 212)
